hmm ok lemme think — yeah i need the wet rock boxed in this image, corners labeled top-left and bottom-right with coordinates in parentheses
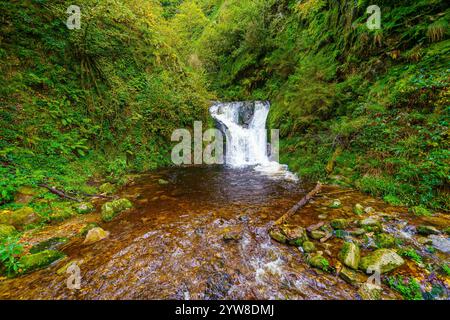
top-left (444, 227), bottom-right (450, 236)
top-left (350, 228), bottom-right (366, 237)
top-left (19, 250), bottom-right (65, 273)
top-left (339, 266), bottom-right (367, 285)
top-left (364, 207), bottom-right (375, 214)
top-left (223, 231), bottom-right (242, 242)
top-left (353, 204), bottom-right (364, 215)
top-left (359, 216), bottom-right (382, 233)
top-left (338, 242), bottom-right (360, 270)
top-left (30, 237), bottom-right (68, 254)
top-left (307, 222), bottom-right (324, 233)
top-left (308, 254), bottom-right (330, 272)
top-left (310, 230), bottom-right (327, 240)
top-left (429, 235), bottom-right (450, 254)
top-left (331, 219), bottom-right (349, 230)
top-left (158, 179), bottom-right (169, 185)
top-left (417, 236), bottom-right (433, 245)
top-left (204, 272), bottom-right (232, 299)
top-left (0, 207), bottom-right (40, 228)
top-left (318, 214), bottom-right (328, 220)
top-left (76, 202), bottom-right (95, 215)
top-left (359, 249), bottom-right (405, 274)
top-left (101, 198), bottom-right (133, 222)
top-left (417, 225), bottom-right (440, 236)
top-left (238, 214), bottom-right (249, 222)
top-left (79, 223), bottom-right (99, 237)
top-left (99, 182), bottom-right (116, 195)
top-left (375, 233), bottom-right (396, 248)
top-left (302, 241), bottom-right (316, 253)
top-left (329, 199), bottom-right (342, 209)
top-left (48, 205), bottom-right (75, 222)
top-left (0, 224), bottom-right (16, 239)
top-left (358, 283), bottom-right (382, 300)
top-left (280, 225), bottom-right (309, 246)
top-left (83, 227), bottom-right (110, 244)
top-left (269, 228), bottom-right (287, 244)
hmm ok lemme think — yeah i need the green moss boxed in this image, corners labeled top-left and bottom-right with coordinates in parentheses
top-left (308, 255), bottom-right (330, 272)
top-left (0, 224), bottom-right (16, 239)
top-left (386, 276), bottom-right (423, 300)
top-left (375, 233), bottom-right (397, 248)
top-left (411, 206), bottom-right (433, 217)
top-left (75, 202), bottom-right (95, 215)
top-left (399, 248), bottom-right (423, 265)
top-left (101, 198), bottom-right (133, 222)
top-left (330, 219), bottom-right (349, 230)
top-left (29, 237), bottom-right (68, 254)
top-left (19, 250), bottom-right (65, 273)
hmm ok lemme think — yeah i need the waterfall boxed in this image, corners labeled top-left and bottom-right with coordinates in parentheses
top-left (210, 101), bottom-right (298, 181)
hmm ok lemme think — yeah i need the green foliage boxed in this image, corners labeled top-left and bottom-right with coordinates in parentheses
top-left (399, 248), bottom-right (423, 265)
top-left (442, 264), bottom-right (450, 276)
top-left (0, 236), bottom-right (24, 276)
top-left (386, 275), bottom-right (423, 300)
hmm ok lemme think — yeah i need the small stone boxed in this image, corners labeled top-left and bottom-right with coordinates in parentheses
top-left (101, 198), bottom-right (133, 222)
top-left (417, 236), bottom-right (433, 245)
top-left (350, 228), bottom-right (366, 236)
top-left (269, 228), bottom-right (287, 244)
top-left (83, 227), bottom-right (110, 244)
top-left (310, 230), bottom-right (327, 240)
top-left (302, 241), bottom-right (316, 253)
top-left (318, 214), bottom-right (328, 220)
top-left (359, 249), bottom-right (405, 274)
top-left (331, 219), bottom-right (349, 230)
top-left (223, 231), bottom-right (242, 242)
top-left (429, 235), bottom-right (450, 254)
top-left (158, 179), bottom-right (169, 185)
top-left (308, 254), bottom-right (330, 271)
top-left (329, 199), bottom-right (342, 208)
top-left (307, 222), bottom-right (325, 233)
top-left (358, 283), bottom-right (382, 300)
top-left (359, 216), bottom-right (382, 233)
top-left (338, 242), bottom-right (361, 270)
top-left (353, 204), bottom-right (364, 215)
top-left (99, 182), bottom-right (116, 195)
top-left (364, 207), bottom-right (375, 214)
top-left (280, 225), bottom-right (309, 246)
top-left (417, 225), bottom-right (440, 236)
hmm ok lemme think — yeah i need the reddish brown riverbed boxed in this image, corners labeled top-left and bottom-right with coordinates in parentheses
top-left (0, 166), bottom-right (448, 299)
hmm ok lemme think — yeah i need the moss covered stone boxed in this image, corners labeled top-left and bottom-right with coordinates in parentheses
top-left (339, 266), bottom-right (367, 285)
top-left (302, 241), bottom-right (316, 253)
top-left (0, 207), bottom-right (40, 228)
top-left (359, 249), bottom-right (405, 274)
top-left (101, 198), bottom-right (133, 222)
top-left (79, 223), bottom-right (99, 237)
top-left (30, 237), bottom-right (68, 254)
top-left (158, 179), bottom-right (169, 185)
top-left (83, 227), bottom-right (110, 244)
top-left (375, 233), bottom-right (396, 248)
top-left (338, 242), bottom-right (360, 269)
top-left (280, 225), bottom-right (309, 246)
top-left (329, 199), bottom-right (341, 208)
top-left (19, 250), bottom-right (65, 273)
top-left (269, 228), bottom-right (287, 244)
top-left (358, 283), bottom-right (382, 300)
top-left (353, 203), bottom-right (364, 215)
top-left (76, 202), bottom-right (95, 215)
top-left (0, 224), bottom-right (16, 239)
top-left (308, 254), bottom-right (330, 272)
top-left (417, 225), bottom-right (440, 236)
top-left (99, 182), bottom-right (116, 195)
top-left (331, 219), bottom-right (349, 230)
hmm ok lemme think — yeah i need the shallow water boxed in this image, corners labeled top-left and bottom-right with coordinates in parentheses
top-left (0, 166), bottom-right (448, 300)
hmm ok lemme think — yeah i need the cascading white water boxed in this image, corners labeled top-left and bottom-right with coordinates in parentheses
top-left (210, 101), bottom-right (298, 181)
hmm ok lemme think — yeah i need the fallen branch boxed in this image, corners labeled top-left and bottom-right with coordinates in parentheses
top-left (273, 182), bottom-right (322, 226)
top-left (38, 184), bottom-right (81, 202)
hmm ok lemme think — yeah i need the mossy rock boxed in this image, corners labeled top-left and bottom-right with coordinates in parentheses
top-left (14, 186), bottom-right (38, 204)
top-left (359, 217), bottom-right (382, 233)
top-left (48, 206), bottom-right (75, 222)
top-left (0, 224), bottom-right (16, 239)
top-left (338, 242), bottom-right (360, 270)
top-left (411, 206), bottom-right (432, 217)
top-left (101, 198), bottom-right (133, 222)
top-left (331, 219), bottom-right (349, 230)
top-left (29, 237), bottom-right (68, 254)
top-left (0, 207), bottom-right (40, 228)
top-left (158, 179), bottom-right (169, 185)
top-left (83, 227), bottom-right (110, 244)
top-left (329, 199), bottom-right (342, 209)
top-left (79, 223), bottom-right (99, 237)
top-left (358, 283), bottom-right (382, 300)
top-left (375, 233), bottom-right (396, 248)
top-left (359, 249), bottom-right (405, 274)
top-left (99, 182), bottom-right (116, 195)
top-left (309, 230), bottom-right (326, 240)
top-left (444, 227), bottom-right (450, 236)
top-left (280, 225), bottom-right (309, 246)
top-left (76, 202), bottom-right (95, 215)
top-left (308, 254), bottom-right (330, 272)
top-left (417, 225), bottom-right (440, 236)
top-left (353, 204), bottom-right (364, 215)
top-left (19, 250), bottom-right (65, 273)
top-left (269, 228), bottom-right (287, 244)
top-left (302, 241), bottom-right (316, 253)
top-left (339, 266), bottom-right (367, 286)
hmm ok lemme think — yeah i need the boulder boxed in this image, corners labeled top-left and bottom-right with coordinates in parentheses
top-left (359, 249), bottom-right (405, 274)
top-left (338, 242), bottom-right (361, 270)
top-left (417, 225), bottom-right (440, 236)
top-left (19, 250), bottom-right (65, 273)
top-left (331, 219), bottom-right (349, 230)
top-left (358, 283), bottom-right (382, 300)
top-left (101, 198), bottom-right (133, 222)
top-left (0, 224), bottom-right (16, 239)
top-left (353, 204), bottom-right (364, 215)
top-left (83, 227), bottom-right (110, 244)
top-left (76, 202), bottom-right (95, 215)
top-left (0, 207), bottom-right (40, 228)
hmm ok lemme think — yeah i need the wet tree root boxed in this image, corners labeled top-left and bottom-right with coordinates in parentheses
top-left (38, 184), bottom-right (82, 202)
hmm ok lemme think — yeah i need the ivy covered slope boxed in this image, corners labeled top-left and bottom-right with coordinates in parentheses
top-left (196, 0), bottom-right (449, 211)
top-left (0, 0), bottom-right (211, 203)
